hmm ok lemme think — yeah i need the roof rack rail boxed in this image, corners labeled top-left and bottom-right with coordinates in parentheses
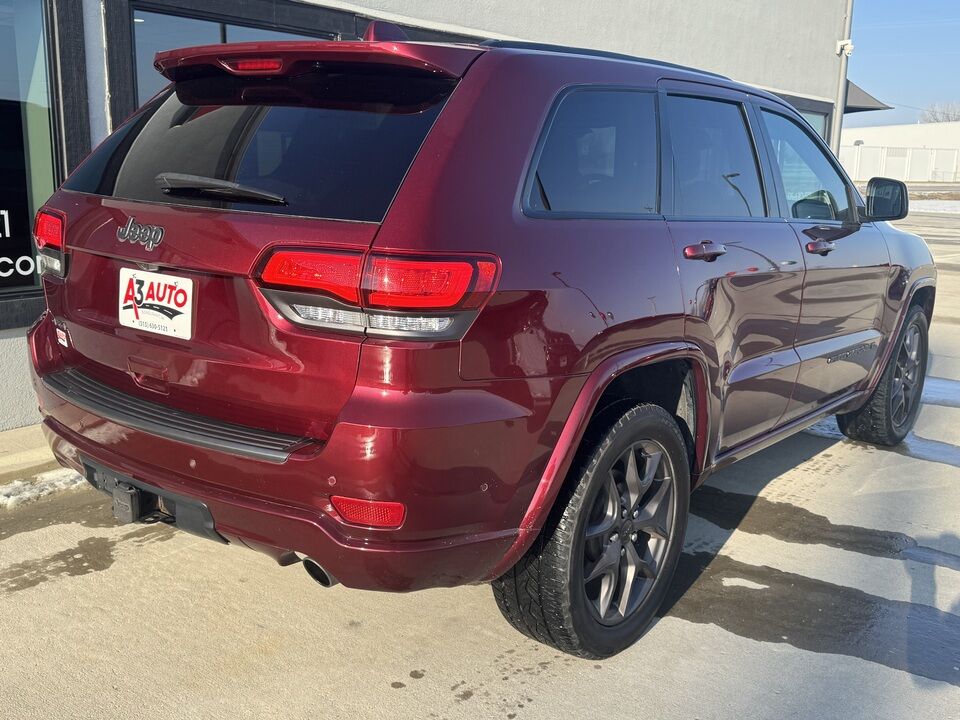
top-left (479, 40), bottom-right (729, 80)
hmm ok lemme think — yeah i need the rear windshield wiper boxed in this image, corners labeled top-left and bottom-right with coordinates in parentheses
top-left (155, 172), bottom-right (287, 206)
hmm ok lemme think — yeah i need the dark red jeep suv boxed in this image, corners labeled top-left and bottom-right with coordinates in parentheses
top-left (28, 33), bottom-right (936, 657)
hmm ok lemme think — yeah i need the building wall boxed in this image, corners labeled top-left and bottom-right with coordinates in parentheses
top-left (841, 121), bottom-right (960, 149)
top-left (0, 329), bottom-right (39, 431)
top-left (839, 122), bottom-right (960, 182)
top-left (306, 0), bottom-right (848, 103)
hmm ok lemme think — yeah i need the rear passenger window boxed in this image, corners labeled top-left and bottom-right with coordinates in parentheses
top-left (527, 90), bottom-right (657, 216)
top-left (665, 95), bottom-right (765, 218)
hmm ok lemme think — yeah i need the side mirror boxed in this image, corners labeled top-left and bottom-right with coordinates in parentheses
top-left (864, 177), bottom-right (908, 222)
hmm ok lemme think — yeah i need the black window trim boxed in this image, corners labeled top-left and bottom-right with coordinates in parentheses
top-left (520, 84), bottom-right (664, 221)
top-left (658, 86), bottom-right (775, 224)
top-left (752, 100), bottom-right (864, 227)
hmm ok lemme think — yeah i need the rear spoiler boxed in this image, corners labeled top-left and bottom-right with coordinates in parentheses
top-left (154, 40), bottom-right (484, 81)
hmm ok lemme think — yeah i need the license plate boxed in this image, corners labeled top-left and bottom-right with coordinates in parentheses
top-left (118, 268), bottom-right (194, 339)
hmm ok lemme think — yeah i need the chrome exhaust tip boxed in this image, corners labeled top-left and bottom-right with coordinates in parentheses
top-left (303, 558), bottom-right (339, 588)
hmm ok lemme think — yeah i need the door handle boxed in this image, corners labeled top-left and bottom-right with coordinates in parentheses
top-left (683, 240), bottom-right (727, 262)
top-left (805, 239), bottom-right (836, 256)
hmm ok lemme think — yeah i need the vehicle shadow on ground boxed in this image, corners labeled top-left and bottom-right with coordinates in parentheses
top-left (659, 428), bottom-right (960, 688)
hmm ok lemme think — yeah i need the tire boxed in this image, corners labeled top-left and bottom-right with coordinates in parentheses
top-left (837, 304), bottom-right (929, 446)
top-left (491, 403), bottom-right (690, 658)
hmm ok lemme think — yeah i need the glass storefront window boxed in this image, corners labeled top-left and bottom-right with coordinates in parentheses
top-left (133, 10), bottom-right (331, 106)
top-left (133, 11), bottom-right (221, 106)
top-left (0, 0), bottom-right (56, 296)
top-left (225, 24), bottom-right (318, 43)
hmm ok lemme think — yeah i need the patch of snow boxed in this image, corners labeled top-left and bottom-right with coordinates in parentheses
top-left (0, 468), bottom-right (85, 510)
top-left (909, 200), bottom-right (960, 215)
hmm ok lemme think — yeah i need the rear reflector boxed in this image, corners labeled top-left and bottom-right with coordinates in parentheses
top-left (261, 250), bottom-right (362, 304)
top-left (331, 495), bottom-right (406, 528)
top-left (34, 210), bottom-right (64, 251)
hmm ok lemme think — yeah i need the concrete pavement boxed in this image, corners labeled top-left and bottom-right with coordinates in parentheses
top-left (0, 213), bottom-right (958, 719)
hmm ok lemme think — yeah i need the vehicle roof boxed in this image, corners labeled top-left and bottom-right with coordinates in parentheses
top-left (480, 40), bottom-right (729, 80)
top-left (153, 37), bottom-right (793, 111)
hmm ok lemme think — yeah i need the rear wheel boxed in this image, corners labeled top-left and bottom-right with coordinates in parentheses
top-left (491, 404), bottom-right (690, 658)
top-left (837, 305), bottom-right (928, 445)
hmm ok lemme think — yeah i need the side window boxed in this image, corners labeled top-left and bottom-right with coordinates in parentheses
top-left (665, 95), bottom-right (765, 218)
top-left (761, 110), bottom-right (852, 222)
top-left (527, 90), bottom-right (657, 215)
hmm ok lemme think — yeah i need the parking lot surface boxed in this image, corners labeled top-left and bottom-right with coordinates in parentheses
top-left (1, 213), bottom-right (958, 719)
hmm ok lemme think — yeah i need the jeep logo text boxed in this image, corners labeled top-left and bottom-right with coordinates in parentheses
top-left (117, 217), bottom-right (164, 251)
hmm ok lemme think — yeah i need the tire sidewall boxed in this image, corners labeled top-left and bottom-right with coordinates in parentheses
top-left (889, 307), bottom-right (929, 437)
top-left (564, 405), bottom-right (690, 657)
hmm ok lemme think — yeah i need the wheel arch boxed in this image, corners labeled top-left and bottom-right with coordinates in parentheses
top-left (485, 341), bottom-right (715, 580)
top-left (863, 275), bottom-right (936, 397)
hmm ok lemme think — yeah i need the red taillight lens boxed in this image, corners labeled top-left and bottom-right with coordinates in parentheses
top-left (363, 257), bottom-right (473, 309)
top-left (362, 256), bottom-right (499, 310)
top-left (261, 250), bottom-right (362, 304)
top-left (224, 58), bottom-right (283, 74)
top-left (34, 210), bottom-right (64, 251)
top-left (331, 496), bottom-right (406, 528)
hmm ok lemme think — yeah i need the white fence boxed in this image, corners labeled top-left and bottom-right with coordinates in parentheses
top-left (839, 145), bottom-right (960, 183)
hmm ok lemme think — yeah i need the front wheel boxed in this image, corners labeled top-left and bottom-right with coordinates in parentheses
top-left (838, 304), bottom-right (929, 445)
top-left (491, 404), bottom-right (690, 658)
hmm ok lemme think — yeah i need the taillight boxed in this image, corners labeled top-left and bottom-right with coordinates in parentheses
top-left (33, 209), bottom-right (67, 278)
top-left (363, 256), bottom-right (497, 310)
top-left (257, 249), bottom-right (500, 339)
top-left (331, 495), bottom-right (406, 528)
top-left (261, 250), bottom-right (362, 304)
top-left (34, 210), bottom-right (63, 251)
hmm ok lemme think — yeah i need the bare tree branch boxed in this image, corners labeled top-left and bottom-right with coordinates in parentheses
top-left (920, 102), bottom-right (960, 123)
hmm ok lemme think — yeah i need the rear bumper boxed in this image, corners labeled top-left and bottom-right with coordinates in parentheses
top-left (29, 312), bottom-right (583, 591)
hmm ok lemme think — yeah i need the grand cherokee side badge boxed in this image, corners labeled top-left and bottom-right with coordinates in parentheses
top-left (117, 216), bottom-right (165, 251)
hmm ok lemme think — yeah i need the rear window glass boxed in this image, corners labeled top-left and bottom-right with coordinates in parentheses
top-left (664, 95), bottom-right (765, 218)
top-left (527, 89), bottom-right (658, 216)
top-left (64, 65), bottom-right (455, 222)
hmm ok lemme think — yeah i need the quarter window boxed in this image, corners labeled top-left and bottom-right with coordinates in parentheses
top-left (665, 95), bottom-right (765, 218)
top-left (761, 110), bottom-right (852, 222)
top-left (527, 90), bottom-right (658, 216)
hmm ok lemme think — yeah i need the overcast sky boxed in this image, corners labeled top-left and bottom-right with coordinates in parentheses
top-left (846, 0), bottom-right (960, 127)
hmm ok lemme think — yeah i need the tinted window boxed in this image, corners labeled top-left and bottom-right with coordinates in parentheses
top-left (528, 90), bottom-right (657, 215)
top-left (761, 110), bottom-right (852, 222)
top-left (665, 95), bottom-right (765, 218)
top-left (64, 67), bottom-right (454, 222)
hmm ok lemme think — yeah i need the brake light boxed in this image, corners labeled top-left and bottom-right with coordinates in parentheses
top-left (34, 210), bottom-right (63, 251)
top-left (223, 57), bottom-right (283, 74)
top-left (257, 249), bottom-right (500, 339)
top-left (331, 496), bottom-right (406, 528)
top-left (363, 257), bottom-right (473, 309)
top-left (33, 209), bottom-right (67, 278)
top-left (261, 250), bottom-right (362, 304)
